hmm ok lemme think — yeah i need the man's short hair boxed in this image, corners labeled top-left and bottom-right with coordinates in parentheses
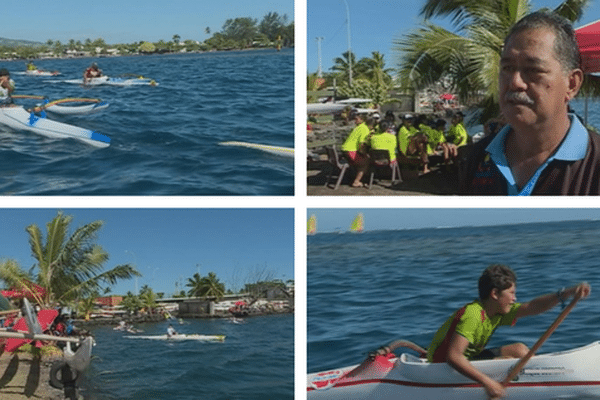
top-left (478, 264), bottom-right (517, 300)
top-left (504, 11), bottom-right (581, 73)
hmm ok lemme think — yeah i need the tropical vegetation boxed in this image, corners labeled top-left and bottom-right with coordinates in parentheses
top-left (186, 272), bottom-right (226, 300)
top-left (0, 212), bottom-right (293, 320)
top-left (0, 11), bottom-right (293, 60)
top-left (0, 211), bottom-right (140, 308)
top-left (308, 50), bottom-right (396, 106)
top-left (393, 0), bottom-right (594, 122)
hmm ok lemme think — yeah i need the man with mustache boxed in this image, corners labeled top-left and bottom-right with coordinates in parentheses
top-left (460, 11), bottom-right (600, 195)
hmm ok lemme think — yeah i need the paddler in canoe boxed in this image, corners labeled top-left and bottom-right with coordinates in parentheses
top-left (427, 264), bottom-right (591, 399)
top-left (83, 62), bottom-right (103, 84)
top-left (26, 61), bottom-right (37, 71)
top-left (0, 69), bottom-right (15, 106)
top-left (167, 324), bottom-right (178, 337)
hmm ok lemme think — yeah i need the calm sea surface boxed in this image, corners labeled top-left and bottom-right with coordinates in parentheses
top-left (308, 220), bottom-right (600, 399)
top-left (0, 49), bottom-right (293, 195)
top-left (80, 314), bottom-right (293, 399)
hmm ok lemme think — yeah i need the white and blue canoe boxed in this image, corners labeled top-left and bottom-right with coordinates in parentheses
top-left (64, 76), bottom-right (158, 86)
top-left (0, 106), bottom-right (110, 148)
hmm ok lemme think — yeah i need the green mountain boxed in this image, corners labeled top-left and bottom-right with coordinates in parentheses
top-left (0, 37), bottom-right (44, 47)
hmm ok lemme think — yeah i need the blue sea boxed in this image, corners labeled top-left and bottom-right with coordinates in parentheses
top-left (308, 219), bottom-right (600, 398)
top-left (0, 49), bottom-right (294, 195)
top-left (79, 314), bottom-right (293, 399)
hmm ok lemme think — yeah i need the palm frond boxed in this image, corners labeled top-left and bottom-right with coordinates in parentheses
top-left (553, 0), bottom-right (591, 22)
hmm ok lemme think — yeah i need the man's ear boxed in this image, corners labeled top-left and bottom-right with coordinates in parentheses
top-left (490, 288), bottom-right (499, 301)
top-left (566, 68), bottom-right (584, 102)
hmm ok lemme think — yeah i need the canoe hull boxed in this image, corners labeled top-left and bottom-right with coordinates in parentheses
top-left (0, 107), bottom-right (110, 148)
top-left (45, 102), bottom-right (109, 115)
top-left (307, 341), bottom-right (600, 400)
top-left (64, 76), bottom-right (158, 86)
top-left (125, 334), bottom-right (225, 342)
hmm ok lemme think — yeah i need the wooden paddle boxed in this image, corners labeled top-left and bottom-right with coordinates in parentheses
top-left (501, 290), bottom-right (583, 386)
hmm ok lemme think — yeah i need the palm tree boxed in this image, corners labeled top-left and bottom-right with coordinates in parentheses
top-left (200, 272), bottom-right (225, 300)
top-left (139, 286), bottom-right (158, 315)
top-left (186, 272), bottom-right (225, 300)
top-left (120, 291), bottom-right (143, 315)
top-left (394, 0), bottom-right (591, 122)
top-left (186, 272), bottom-right (203, 297)
top-left (331, 50), bottom-right (357, 85)
top-left (0, 212), bottom-right (141, 308)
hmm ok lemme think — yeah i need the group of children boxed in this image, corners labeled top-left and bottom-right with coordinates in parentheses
top-left (340, 110), bottom-right (468, 187)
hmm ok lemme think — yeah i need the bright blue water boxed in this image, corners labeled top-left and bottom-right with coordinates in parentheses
top-left (0, 49), bottom-right (293, 195)
top-left (308, 219), bottom-right (600, 396)
top-left (80, 314), bottom-right (293, 399)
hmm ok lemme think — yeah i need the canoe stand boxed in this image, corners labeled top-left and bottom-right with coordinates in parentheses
top-left (0, 299), bottom-right (93, 399)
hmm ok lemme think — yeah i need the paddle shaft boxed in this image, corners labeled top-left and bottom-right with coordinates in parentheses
top-left (502, 292), bottom-right (582, 385)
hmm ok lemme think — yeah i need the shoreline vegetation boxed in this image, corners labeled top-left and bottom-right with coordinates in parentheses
top-left (0, 11), bottom-right (294, 61)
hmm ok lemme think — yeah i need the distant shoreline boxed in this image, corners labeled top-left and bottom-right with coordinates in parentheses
top-left (0, 46), bottom-right (293, 63)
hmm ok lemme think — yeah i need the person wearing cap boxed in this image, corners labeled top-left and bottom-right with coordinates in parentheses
top-left (446, 112), bottom-right (468, 147)
top-left (369, 120), bottom-right (398, 163)
top-left (83, 62), bottom-right (103, 83)
top-left (397, 113), bottom-right (429, 173)
top-left (0, 69), bottom-right (15, 106)
top-left (460, 11), bottom-right (600, 195)
top-left (341, 113), bottom-right (376, 187)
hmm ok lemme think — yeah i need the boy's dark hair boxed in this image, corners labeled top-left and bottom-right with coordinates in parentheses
top-left (478, 264), bottom-right (517, 300)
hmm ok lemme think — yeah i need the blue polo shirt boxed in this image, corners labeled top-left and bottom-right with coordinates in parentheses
top-left (485, 115), bottom-right (589, 195)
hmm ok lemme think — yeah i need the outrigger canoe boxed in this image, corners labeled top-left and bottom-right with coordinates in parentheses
top-left (219, 141), bottom-right (294, 157)
top-left (16, 70), bottom-right (61, 76)
top-left (64, 76), bottom-right (158, 86)
top-left (307, 341), bottom-right (600, 400)
top-left (0, 106), bottom-right (110, 148)
top-left (44, 101), bottom-right (109, 115)
top-left (125, 334), bottom-right (225, 342)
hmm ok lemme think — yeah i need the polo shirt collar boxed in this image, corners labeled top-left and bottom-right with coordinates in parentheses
top-left (485, 114), bottom-right (588, 194)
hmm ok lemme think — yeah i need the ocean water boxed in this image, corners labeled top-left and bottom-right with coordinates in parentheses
top-left (0, 49), bottom-right (294, 195)
top-left (79, 314), bottom-right (293, 399)
top-left (308, 220), bottom-right (600, 398)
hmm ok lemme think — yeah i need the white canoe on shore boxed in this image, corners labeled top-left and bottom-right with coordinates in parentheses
top-left (0, 106), bottom-right (110, 148)
top-left (307, 341), bottom-right (600, 400)
top-left (125, 334), bottom-right (225, 342)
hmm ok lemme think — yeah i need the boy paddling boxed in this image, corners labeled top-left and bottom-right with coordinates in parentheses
top-left (427, 264), bottom-right (590, 399)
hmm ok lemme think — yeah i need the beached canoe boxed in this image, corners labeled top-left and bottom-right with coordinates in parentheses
top-left (307, 341), bottom-right (600, 400)
top-left (125, 334), bottom-right (225, 342)
top-left (0, 106), bottom-right (110, 148)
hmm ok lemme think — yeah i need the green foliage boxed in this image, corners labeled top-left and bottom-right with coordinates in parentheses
top-left (394, 0), bottom-right (592, 122)
top-left (139, 41), bottom-right (156, 53)
top-left (186, 272), bottom-right (225, 300)
top-left (0, 11), bottom-right (293, 59)
top-left (0, 211), bottom-right (141, 307)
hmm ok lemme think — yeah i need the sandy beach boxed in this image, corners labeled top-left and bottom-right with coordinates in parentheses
top-left (0, 350), bottom-right (66, 400)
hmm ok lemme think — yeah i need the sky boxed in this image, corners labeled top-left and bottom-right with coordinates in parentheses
top-left (0, 209), bottom-right (294, 297)
top-left (307, 0), bottom-right (600, 74)
top-left (307, 208), bottom-right (600, 233)
top-left (2, 0), bottom-right (294, 44)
